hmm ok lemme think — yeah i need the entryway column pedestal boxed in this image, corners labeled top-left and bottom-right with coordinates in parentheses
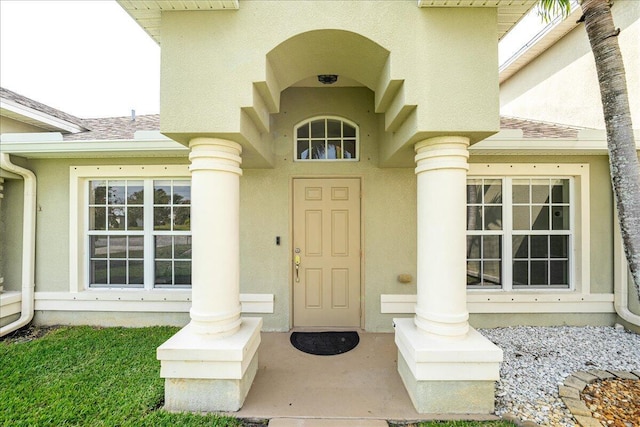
top-left (157, 138), bottom-right (261, 412)
top-left (395, 136), bottom-right (502, 414)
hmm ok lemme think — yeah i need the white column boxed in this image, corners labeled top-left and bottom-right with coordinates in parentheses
top-left (188, 137), bottom-right (243, 336)
top-left (414, 136), bottom-right (470, 337)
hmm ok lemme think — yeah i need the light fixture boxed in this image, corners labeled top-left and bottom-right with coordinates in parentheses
top-left (317, 74), bottom-right (338, 84)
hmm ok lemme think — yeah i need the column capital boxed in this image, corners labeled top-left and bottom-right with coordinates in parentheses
top-left (414, 136), bottom-right (470, 175)
top-left (189, 138), bottom-right (243, 175)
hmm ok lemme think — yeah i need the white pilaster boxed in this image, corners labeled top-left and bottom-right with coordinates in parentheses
top-left (188, 138), bottom-right (243, 336)
top-left (414, 136), bottom-right (470, 337)
top-left (157, 137), bottom-right (261, 412)
top-left (395, 136), bottom-right (503, 414)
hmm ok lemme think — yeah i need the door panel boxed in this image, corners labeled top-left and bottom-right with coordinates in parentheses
top-left (293, 178), bottom-right (361, 327)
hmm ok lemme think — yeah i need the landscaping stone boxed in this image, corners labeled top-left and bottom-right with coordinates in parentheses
top-left (558, 386), bottom-right (580, 399)
top-left (571, 371), bottom-right (598, 384)
top-left (609, 370), bottom-right (639, 380)
top-left (479, 326), bottom-right (640, 427)
top-left (564, 376), bottom-right (587, 392)
top-left (588, 369), bottom-right (615, 380)
top-left (573, 415), bottom-right (603, 427)
top-left (561, 398), bottom-right (591, 417)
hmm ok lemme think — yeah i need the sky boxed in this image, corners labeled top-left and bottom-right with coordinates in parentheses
top-left (0, 0), bottom-right (160, 118)
top-left (0, 0), bottom-right (547, 120)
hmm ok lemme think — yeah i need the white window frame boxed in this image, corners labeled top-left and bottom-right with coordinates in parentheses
top-left (69, 165), bottom-right (191, 293)
top-left (467, 163), bottom-right (590, 294)
top-left (293, 116), bottom-right (360, 162)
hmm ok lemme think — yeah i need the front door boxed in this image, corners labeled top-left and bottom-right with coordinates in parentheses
top-left (292, 178), bottom-right (361, 328)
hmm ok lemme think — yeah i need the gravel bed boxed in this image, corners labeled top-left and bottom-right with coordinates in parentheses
top-left (479, 325), bottom-right (640, 426)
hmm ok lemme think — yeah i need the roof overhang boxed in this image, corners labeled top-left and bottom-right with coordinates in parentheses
top-left (117, 0), bottom-right (239, 43)
top-left (471, 129), bottom-right (640, 156)
top-left (417, 0), bottom-right (538, 39)
top-left (0, 98), bottom-right (86, 134)
top-left (499, 6), bottom-right (582, 83)
top-left (0, 131), bottom-right (188, 159)
top-left (118, 0), bottom-right (537, 45)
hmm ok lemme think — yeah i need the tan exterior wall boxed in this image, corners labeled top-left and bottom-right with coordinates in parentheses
top-left (500, 1), bottom-right (639, 129)
top-left (2, 167), bottom-right (25, 292)
top-left (0, 116), bottom-right (48, 134)
top-left (160, 0), bottom-right (499, 161)
top-left (4, 105), bottom-right (621, 331)
top-left (240, 87), bottom-right (416, 331)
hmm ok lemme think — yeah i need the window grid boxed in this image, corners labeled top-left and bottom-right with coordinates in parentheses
top-left (467, 177), bottom-right (573, 291)
top-left (511, 178), bottom-right (571, 289)
top-left (467, 178), bottom-right (504, 288)
top-left (294, 117), bottom-right (359, 161)
top-left (87, 178), bottom-right (191, 289)
top-left (152, 180), bottom-right (192, 288)
top-left (89, 235), bottom-right (144, 288)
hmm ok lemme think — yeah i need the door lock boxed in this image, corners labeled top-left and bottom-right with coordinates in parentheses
top-left (294, 252), bottom-right (301, 282)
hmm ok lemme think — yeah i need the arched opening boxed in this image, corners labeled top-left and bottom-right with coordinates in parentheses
top-left (266, 29), bottom-right (390, 91)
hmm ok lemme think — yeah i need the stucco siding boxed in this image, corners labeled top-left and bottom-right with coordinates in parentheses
top-left (240, 87), bottom-right (417, 331)
top-left (4, 96), bottom-right (622, 331)
top-left (500, 1), bottom-right (639, 129)
top-left (160, 0), bottom-right (499, 157)
top-left (21, 157), bottom-right (190, 295)
top-left (2, 174), bottom-right (24, 292)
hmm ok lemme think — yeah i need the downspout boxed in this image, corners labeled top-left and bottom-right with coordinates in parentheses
top-left (613, 207), bottom-right (640, 328)
top-left (0, 153), bottom-right (36, 337)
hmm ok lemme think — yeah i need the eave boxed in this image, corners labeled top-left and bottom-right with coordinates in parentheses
top-left (471, 129), bottom-right (640, 156)
top-left (499, 7), bottom-right (582, 83)
top-left (417, 0), bottom-right (539, 40)
top-left (0, 131), bottom-right (188, 159)
top-left (117, 0), bottom-right (239, 44)
top-left (1, 99), bottom-right (87, 134)
top-left (118, 0), bottom-right (537, 45)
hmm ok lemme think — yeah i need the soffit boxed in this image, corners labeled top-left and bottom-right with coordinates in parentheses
top-left (499, 8), bottom-right (582, 83)
top-left (117, 0), bottom-right (239, 43)
top-left (118, 0), bottom-right (536, 44)
top-left (417, 0), bottom-right (538, 39)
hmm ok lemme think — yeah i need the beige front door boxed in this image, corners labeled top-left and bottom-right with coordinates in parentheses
top-left (293, 178), bottom-right (361, 328)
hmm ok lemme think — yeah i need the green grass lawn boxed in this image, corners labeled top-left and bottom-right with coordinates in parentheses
top-left (1, 326), bottom-right (514, 427)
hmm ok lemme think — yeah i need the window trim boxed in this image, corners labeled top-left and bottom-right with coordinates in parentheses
top-left (69, 165), bottom-right (191, 293)
top-left (293, 115), bottom-right (360, 162)
top-left (467, 163), bottom-right (590, 294)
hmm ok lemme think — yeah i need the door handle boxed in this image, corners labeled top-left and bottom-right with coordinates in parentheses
top-left (294, 253), bottom-right (301, 282)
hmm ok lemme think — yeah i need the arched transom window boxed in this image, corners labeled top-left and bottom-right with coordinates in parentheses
top-left (294, 116), bottom-right (359, 161)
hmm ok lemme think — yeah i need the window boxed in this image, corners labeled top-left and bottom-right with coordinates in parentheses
top-left (467, 176), bottom-right (573, 290)
top-left (87, 177), bottom-right (191, 289)
top-left (294, 117), bottom-right (359, 161)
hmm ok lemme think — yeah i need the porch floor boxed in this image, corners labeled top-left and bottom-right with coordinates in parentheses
top-left (229, 331), bottom-right (500, 423)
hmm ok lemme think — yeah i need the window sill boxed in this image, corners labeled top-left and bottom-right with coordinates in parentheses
top-left (381, 293), bottom-right (614, 314)
top-left (34, 291), bottom-right (273, 314)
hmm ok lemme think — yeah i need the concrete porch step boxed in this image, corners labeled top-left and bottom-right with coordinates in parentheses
top-left (268, 418), bottom-right (388, 427)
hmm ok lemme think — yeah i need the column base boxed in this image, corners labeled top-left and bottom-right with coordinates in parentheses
top-left (394, 318), bottom-right (503, 414)
top-left (157, 317), bottom-right (262, 412)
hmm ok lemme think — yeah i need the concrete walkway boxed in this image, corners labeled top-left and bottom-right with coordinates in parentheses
top-left (229, 331), bottom-right (499, 424)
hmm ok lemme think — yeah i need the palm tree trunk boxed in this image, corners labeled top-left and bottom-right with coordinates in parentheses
top-left (580, 0), bottom-right (640, 297)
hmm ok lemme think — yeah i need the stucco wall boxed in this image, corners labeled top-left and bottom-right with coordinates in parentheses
top-left (8, 106), bottom-right (620, 331)
top-left (240, 87), bottom-right (417, 331)
top-left (2, 170), bottom-right (25, 292)
top-left (160, 0), bottom-right (499, 160)
top-left (21, 157), bottom-right (190, 294)
top-left (500, 1), bottom-right (639, 129)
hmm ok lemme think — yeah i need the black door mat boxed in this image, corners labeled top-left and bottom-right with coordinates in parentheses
top-left (290, 331), bottom-right (359, 356)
